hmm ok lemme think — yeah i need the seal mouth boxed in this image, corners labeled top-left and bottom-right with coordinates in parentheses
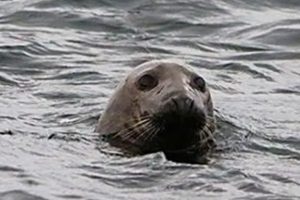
top-left (153, 96), bottom-right (207, 151)
top-left (152, 103), bottom-right (215, 164)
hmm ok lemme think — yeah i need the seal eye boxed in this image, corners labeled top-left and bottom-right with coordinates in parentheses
top-left (137, 74), bottom-right (158, 91)
top-left (193, 76), bottom-right (206, 92)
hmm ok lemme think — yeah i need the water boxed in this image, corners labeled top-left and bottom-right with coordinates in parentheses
top-left (0, 0), bottom-right (299, 199)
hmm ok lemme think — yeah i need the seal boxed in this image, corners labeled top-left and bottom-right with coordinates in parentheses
top-left (96, 60), bottom-right (216, 164)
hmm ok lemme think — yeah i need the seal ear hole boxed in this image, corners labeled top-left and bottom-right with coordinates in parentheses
top-left (192, 76), bottom-right (206, 92)
top-left (136, 74), bottom-right (158, 91)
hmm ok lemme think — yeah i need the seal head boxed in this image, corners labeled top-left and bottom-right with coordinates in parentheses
top-left (96, 60), bottom-right (216, 164)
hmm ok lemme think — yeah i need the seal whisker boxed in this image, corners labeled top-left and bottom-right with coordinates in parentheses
top-left (118, 120), bottom-right (152, 142)
top-left (111, 119), bottom-right (151, 139)
top-left (130, 124), bottom-right (155, 144)
top-left (199, 123), bottom-right (216, 148)
top-left (99, 114), bottom-right (152, 128)
top-left (120, 123), bottom-right (156, 149)
top-left (125, 122), bottom-right (151, 140)
top-left (144, 124), bottom-right (160, 143)
top-left (136, 122), bottom-right (158, 142)
top-left (137, 123), bottom-right (159, 143)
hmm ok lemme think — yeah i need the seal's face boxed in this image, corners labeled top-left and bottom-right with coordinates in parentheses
top-left (96, 60), bottom-right (215, 164)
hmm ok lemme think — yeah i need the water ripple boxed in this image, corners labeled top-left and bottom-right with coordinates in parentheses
top-left (0, 0), bottom-right (299, 199)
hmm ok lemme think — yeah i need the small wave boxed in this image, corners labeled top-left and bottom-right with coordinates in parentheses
top-left (0, 190), bottom-right (47, 200)
top-left (0, 72), bottom-right (20, 86)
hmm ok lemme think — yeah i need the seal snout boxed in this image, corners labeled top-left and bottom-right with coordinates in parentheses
top-left (171, 96), bottom-right (195, 114)
top-left (153, 94), bottom-right (207, 152)
top-left (157, 95), bottom-right (206, 132)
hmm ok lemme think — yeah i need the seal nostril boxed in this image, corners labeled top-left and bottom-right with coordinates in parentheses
top-left (183, 97), bottom-right (191, 105)
top-left (189, 99), bottom-right (195, 111)
top-left (171, 98), bottom-right (179, 110)
top-left (169, 96), bottom-right (194, 113)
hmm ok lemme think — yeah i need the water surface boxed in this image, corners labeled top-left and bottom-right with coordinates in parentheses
top-left (0, 0), bottom-right (299, 199)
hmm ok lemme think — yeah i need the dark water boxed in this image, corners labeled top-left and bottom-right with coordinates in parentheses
top-left (0, 0), bottom-right (299, 199)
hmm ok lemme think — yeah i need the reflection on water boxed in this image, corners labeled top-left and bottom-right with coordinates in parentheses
top-left (0, 0), bottom-right (299, 199)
